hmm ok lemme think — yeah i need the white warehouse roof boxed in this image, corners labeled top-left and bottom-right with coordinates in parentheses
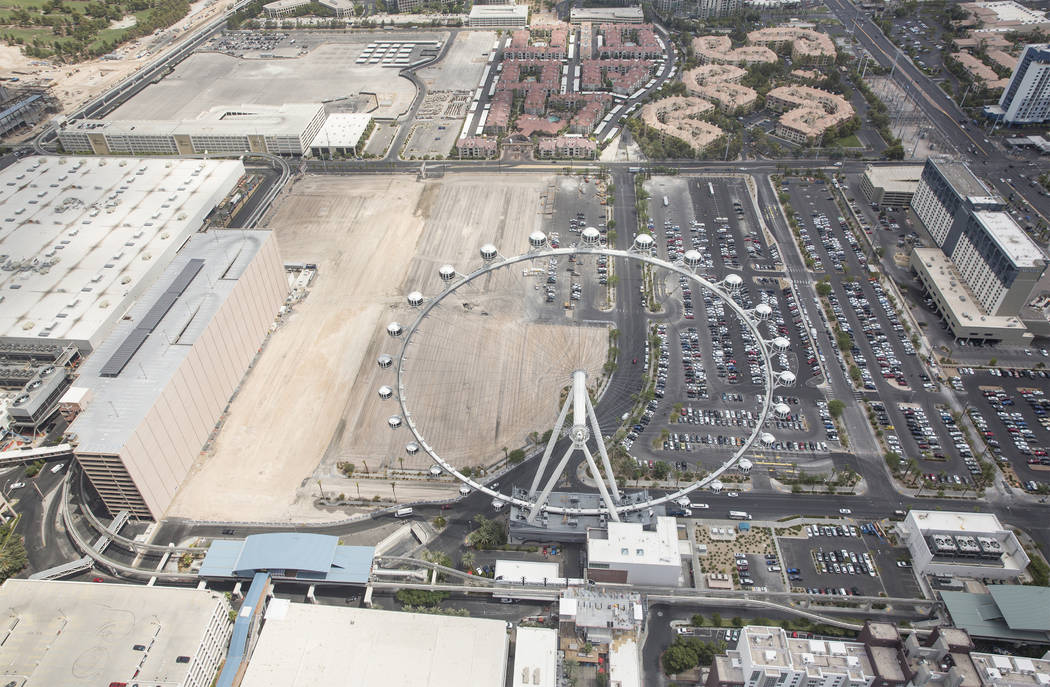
top-left (906, 510), bottom-right (1008, 533)
top-left (0, 579), bottom-right (228, 687)
top-left (588, 515), bottom-right (680, 566)
top-left (309, 112), bottom-right (372, 151)
top-left (239, 603), bottom-right (509, 687)
top-left (512, 627), bottom-right (557, 687)
top-left (0, 156), bottom-right (243, 350)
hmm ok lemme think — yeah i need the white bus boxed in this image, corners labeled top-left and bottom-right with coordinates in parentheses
top-left (728, 510), bottom-right (752, 520)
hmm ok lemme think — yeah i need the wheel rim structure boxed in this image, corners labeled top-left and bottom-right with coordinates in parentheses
top-left (387, 240), bottom-right (788, 518)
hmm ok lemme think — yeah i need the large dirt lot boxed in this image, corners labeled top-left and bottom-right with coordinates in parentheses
top-left (416, 30), bottom-right (494, 92)
top-left (166, 173), bottom-right (606, 523)
top-left (108, 34), bottom-right (426, 122)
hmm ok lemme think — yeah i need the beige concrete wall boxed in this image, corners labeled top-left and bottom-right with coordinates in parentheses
top-left (122, 232), bottom-right (287, 517)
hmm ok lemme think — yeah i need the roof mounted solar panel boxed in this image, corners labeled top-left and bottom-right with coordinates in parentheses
top-left (98, 259), bottom-right (205, 378)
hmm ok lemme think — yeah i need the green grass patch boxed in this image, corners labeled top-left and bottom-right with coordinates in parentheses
top-left (831, 133), bottom-right (863, 148)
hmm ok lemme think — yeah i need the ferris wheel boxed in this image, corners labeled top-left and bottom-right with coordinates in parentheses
top-left (376, 227), bottom-right (797, 520)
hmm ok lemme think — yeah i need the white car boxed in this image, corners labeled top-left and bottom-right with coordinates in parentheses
top-left (690, 503), bottom-right (710, 509)
top-left (726, 492), bottom-right (739, 497)
top-left (9, 482), bottom-right (25, 490)
top-left (838, 508), bottom-right (852, 514)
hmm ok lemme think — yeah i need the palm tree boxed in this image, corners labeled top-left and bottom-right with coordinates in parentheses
top-left (390, 482), bottom-right (397, 502)
top-left (461, 551), bottom-right (476, 571)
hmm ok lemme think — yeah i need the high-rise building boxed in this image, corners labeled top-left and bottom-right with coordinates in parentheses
top-left (997, 43), bottom-right (1050, 124)
top-left (911, 158), bottom-right (1046, 317)
top-left (909, 158), bottom-right (1046, 344)
top-left (695, 0), bottom-right (741, 18)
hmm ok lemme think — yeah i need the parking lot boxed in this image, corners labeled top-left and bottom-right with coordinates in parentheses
top-left (776, 521), bottom-right (921, 599)
top-left (960, 370), bottom-right (1050, 490)
top-left (782, 176), bottom-right (978, 485)
top-left (624, 176), bottom-right (831, 472)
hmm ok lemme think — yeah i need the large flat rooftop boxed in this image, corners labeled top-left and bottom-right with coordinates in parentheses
top-left (0, 156), bottom-right (243, 350)
top-left (0, 579), bottom-right (226, 687)
top-left (864, 164), bottom-right (923, 192)
top-left (906, 509), bottom-right (1007, 533)
top-left (931, 158), bottom-right (993, 199)
top-left (910, 248), bottom-right (1025, 331)
top-left (239, 602), bottom-right (509, 687)
top-left (973, 210), bottom-right (1046, 268)
top-left (67, 230), bottom-right (274, 455)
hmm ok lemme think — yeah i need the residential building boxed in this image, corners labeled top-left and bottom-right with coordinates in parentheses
top-left (456, 136), bottom-right (499, 158)
top-left (640, 96), bottom-right (724, 153)
top-left (692, 35), bottom-right (777, 65)
top-left (537, 136), bottom-right (597, 158)
top-left (586, 516), bottom-right (686, 585)
top-left (996, 44), bottom-right (1050, 124)
top-left (0, 579), bottom-right (232, 687)
top-left (748, 25), bottom-right (837, 66)
top-left (468, 4), bottom-right (529, 27)
top-left (706, 622), bottom-right (1003, 687)
top-left (960, 1), bottom-right (1050, 34)
top-left (68, 231), bottom-right (287, 519)
top-left (860, 164), bottom-right (924, 207)
top-left (899, 510), bottom-right (1030, 581)
top-left (695, 0), bottom-right (742, 18)
top-left (706, 625), bottom-right (879, 687)
top-left (597, 24), bottom-right (662, 59)
top-left (684, 65), bottom-right (758, 114)
top-left (58, 103), bottom-right (327, 156)
top-left (766, 86), bottom-right (854, 145)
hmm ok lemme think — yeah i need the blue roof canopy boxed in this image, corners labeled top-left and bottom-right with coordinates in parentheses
top-left (199, 533), bottom-right (374, 584)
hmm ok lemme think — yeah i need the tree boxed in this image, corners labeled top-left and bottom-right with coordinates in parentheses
top-left (662, 643), bottom-right (698, 675)
top-left (711, 612), bottom-right (722, 627)
top-left (395, 589), bottom-right (448, 606)
top-left (828, 399), bottom-right (846, 418)
top-left (816, 281), bottom-right (832, 297)
top-left (467, 514), bottom-right (507, 549)
top-left (507, 448), bottom-right (525, 464)
top-left (691, 613), bottom-right (704, 627)
top-left (461, 550), bottom-right (475, 570)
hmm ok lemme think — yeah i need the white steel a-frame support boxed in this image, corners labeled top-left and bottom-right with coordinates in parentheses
top-left (527, 370), bottom-right (621, 524)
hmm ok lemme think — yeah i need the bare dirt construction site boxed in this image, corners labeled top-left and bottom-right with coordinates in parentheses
top-left (166, 173), bottom-right (606, 523)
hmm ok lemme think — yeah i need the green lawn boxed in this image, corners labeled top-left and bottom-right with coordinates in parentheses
top-left (832, 133), bottom-right (864, 148)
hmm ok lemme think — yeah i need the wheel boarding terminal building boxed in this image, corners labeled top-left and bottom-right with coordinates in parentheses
top-left (66, 230), bottom-right (287, 519)
top-left (199, 533), bottom-right (375, 585)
